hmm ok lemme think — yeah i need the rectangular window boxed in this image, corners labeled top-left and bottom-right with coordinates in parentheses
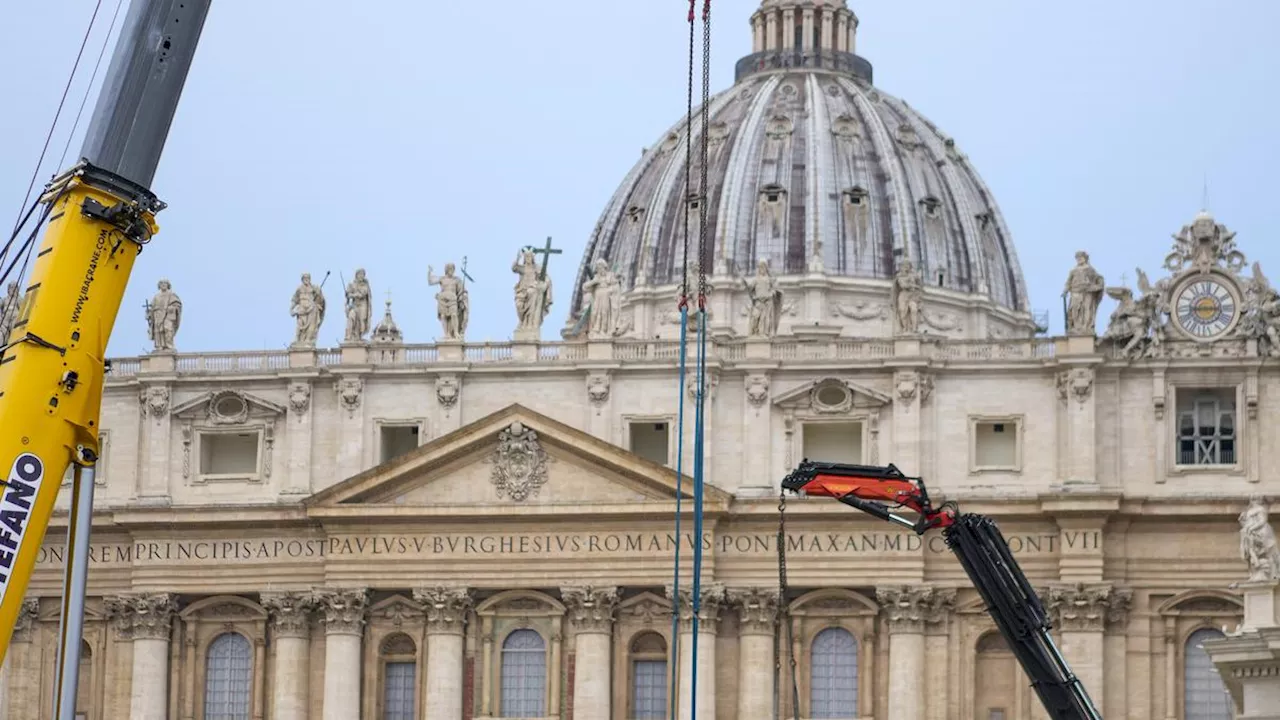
top-left (633, 659), bottom-right (666, 719)
top-left (973, 420), bottom-right (1018, 469)
top-left (989, 711), bottom-right (1006, 720)
top-left (1176, 388), bottom-right (1236, 466)
top-left (199, 432), bottom-right (260, 477)
top-left (383, 662), bottom-right (415, 720)
top-left (630, 422), bottom-right (670, 466)
top-left (380, 425), bottom-right (420, 464)
top-left (802, 422), bottom-right (864, 465)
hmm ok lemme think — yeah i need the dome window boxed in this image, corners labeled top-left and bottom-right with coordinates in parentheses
top-left (626, 206), bottom-right (645, 223)
top-left (761, 185), bottom-right (785, 204)
top-left (843, 187), bottom-right (869, 207)
top-left (920, 196), bottom-right (942, 219)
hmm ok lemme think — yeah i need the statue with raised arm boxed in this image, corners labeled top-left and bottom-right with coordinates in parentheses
top-left (1239, 496), bottom-right (1280, 582)
top-left (513, 248), bottom-right (552, 334)
top-left (429, 263), bottom-right (469, 340)
top-left (344, 268), bottom-right (372, 342)
top-left (290, 273), bottom-right (326, 348)
top-left (582, 259), bottom-right (621, 339)
top-left (1242, 262), bottom-right (1280, 355)
top-left (0, 282), bottom-right (21, 347)
top-left (146, 279), bottom-right (182, 352)
top-left (743, 259), bottom-right (783, 337)
top-left (891, 258), bottom-right (923, 335)
top-left (1064, 251), bottom-right (1105, 335)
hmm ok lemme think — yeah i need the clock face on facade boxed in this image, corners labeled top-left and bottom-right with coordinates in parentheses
top-left (1173, 276), bottom-right (1239, 340)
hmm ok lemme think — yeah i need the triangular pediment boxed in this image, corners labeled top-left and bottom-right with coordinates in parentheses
top-left (171, 389), bottom-right (285, 423)
top-left (772, 376), bottom-right (891, 412)
top-left (305, 404), bottom-right (730, 510)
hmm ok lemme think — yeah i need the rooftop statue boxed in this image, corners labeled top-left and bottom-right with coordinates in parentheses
top-left (1241, 262), bottom-right (1280, 355)
top-left (344, 269), bottom-right (372, 343)
top-left (146, 279), bottom-right (182, 353)
top-left (891, 259), bottom-right (923, 335)
top-left (1239, 496), bottom-right (1280, 582)
top-left (513, 248), bottom-right (553, 337)
top-left (0, 282), bottom-right (20, 347)
top-left (1102, 269), bottom-right (1167, 359)
top-left (428, 263), bottom-right (469, 341)
top-left (581, 259), bottom-right (622, 339)
top-left (289, 273), bottom-right (326, 349)
top-left (742, 259), bottom-right (783, 338)
top-left (1064, 251), bottom-right (1104, 336)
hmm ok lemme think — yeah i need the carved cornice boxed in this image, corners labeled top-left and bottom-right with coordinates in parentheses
top-left (876, 585), bottom-right (934, 634)
top-left (261, 592), bottom-right (315, 639)
top-left (414, 586), bottom-right (473, 635)
top-left (665, 583), bottom-right (727, 632)
top-left (1044, 583), bottom-right (1116, 633)
top-left (106, 593), bottom-right (178, 641)
top-left (561, 585), bottom-right (619, 634)
top-left (311, 587), bottom-right (369, 636)
top-left (11, 598), bottom-right (39, 642)
top-left (728, 587), bottom-right (780, 636)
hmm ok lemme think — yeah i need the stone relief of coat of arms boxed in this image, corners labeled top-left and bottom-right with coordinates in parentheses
top-left (486, 422), bottom-right (552, 502)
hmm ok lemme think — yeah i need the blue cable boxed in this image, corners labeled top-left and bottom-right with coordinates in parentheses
top-left (689, 304), bottom-right (709, 720)
top-left (668, 304), bottom-right (689, 720)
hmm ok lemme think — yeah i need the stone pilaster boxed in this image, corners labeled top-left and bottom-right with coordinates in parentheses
top-left (415, 586), bottom-right (473, 720)
top-left (728, 588), bottom-right (778, 719)
top-left (1056, 365), bottom-right (1098, 486)
top-left (877, 585), bottom-right (931, 720)
top-left (283, 379), bottom-right (315, 495)
top-left (262, 592), bottom-right (315, 720)
top-left (313, 588), bottom-right (368, 720)
top-left (666, 583), bottom-right (725, 720)
top-left (1, 599), bottom-right (38, 718)
top-left (923, 588), bottom-right (956, 720)
top-left (107, 593), bottom-right (177, 720)
top-left (1044, 583), bottom-right (1116, 700)
top-left (1103, 588), bottom-right (1133, 720)
top-left (139, 384), bottom-right (173, 503)
top-left (562, 586), bottom-right (618, 719)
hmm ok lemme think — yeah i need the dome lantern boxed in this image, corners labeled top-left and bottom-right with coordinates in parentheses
top-left (742, 0), bottom-right (870, 83)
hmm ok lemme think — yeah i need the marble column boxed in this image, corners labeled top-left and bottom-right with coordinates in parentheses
top-left (667, 583), bottom-right (725, 720)
top-left (1103, 591), bottom-right (1132, 720)
top-left (562, 586), bottom-right (619, 719)
top-left (262, 592), bottom-right (315, 720)
top-left (313, 588), bottom-right (369, 720)
top-left (106, 593), bottom-right (178, 720)
top-left (415, 586), bottom-right (473, 720)
top-left (2, 599), bottom-right (38, 718)
top-left (728, 588), bottom-right (779, 719)
top-left (923, 588), bottom-right (957, 720)
top-left (877, 586), bottom-right (932, 720)
top-left (1044, 583), bottom-right (1121, 703)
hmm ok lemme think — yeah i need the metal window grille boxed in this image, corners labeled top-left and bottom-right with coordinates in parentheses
top-left (500, 629), bottom-right (546, 717)
top-left (383, 662), bottom-right (415, 720)
top-left (632, 659), bottom-right (666, 719)
top-left (810, 627), bottom-right (858, 718)
top-left (204, 633), bottom-right (252, 720)
top-left (1184, 628), bottom-right (1233, 720)
top-left (1178, 396), bottom-right (1236, 465)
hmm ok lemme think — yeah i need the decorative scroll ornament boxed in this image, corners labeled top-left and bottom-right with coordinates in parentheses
top-left (335, 377), bottom-right (362, 416)
top-left (487, 422), bottom-right (551, 502)
top-left (1044, 583), bottom-right (1112, 633)
top-left (745, 374), bottom-right (770, 408)
top-left (561, 586), bottom-right (620, 634)
top-left (586, 373), bottom-right (610, 407)
top-left (106, 593), bottom-right (178, 641)
top-left (288, 382), bottom-right (311, 415)
top-left (436, 376), bottom-right (459, 408)
top-left (414, 586), bottom-right (473, 634)
top-left (665, 583), bottom-right (726, 629)
top-left (876, 585), bottom-right (934, 634)
top-left (262, 592), bottom-right (315, 639)
top-left (141, 386), bottom-right (170, 418)
top-left (728, 587), bottom-right (780, 635)
top-left (207, 390), bottom-right (250, 425)
top-left (1056, 368), bottom-right (1094, 404)
top-left (311, 588), bottom-right (370, 636)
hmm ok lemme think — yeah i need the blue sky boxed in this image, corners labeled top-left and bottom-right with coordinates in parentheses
top-left (3, 1), bottom-right (1278, 356)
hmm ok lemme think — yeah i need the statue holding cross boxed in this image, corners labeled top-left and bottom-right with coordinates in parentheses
top-left (512, 237), bottom-right (560, 339)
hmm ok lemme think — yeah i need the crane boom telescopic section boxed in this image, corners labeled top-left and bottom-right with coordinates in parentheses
top-left (782, 460), bottom-right (1104, 720)
top-left (0, 0), bottom-right (211, 667)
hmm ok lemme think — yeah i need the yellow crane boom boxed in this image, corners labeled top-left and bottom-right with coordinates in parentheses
top-left (0, 3), bottom-right (211, 704)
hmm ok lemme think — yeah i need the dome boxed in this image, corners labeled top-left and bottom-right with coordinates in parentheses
top-left (570, 1), bottom-right (1030, 333)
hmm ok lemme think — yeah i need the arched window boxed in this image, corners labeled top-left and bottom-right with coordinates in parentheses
top-left (204, 632), bottom-right (252, 720)
top-left (1184, 628), bottom-right (1232, 719)
top-left (76, 639), bottom-right (93, 717)
top-left (500, 629), bottom-right (546, 717)
top-left (810, 626), bottom-right (858, 718)
top-left (629, 632), bottom-right (668, 719)
top-left (381, 633), bottom-right (417, 720)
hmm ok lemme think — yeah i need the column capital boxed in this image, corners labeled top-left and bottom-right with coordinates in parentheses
top-left (727, 587), bottom-right (779, 636)
top-left (262, 591), bottom-right (316, 639)
top-left (414, 585), bottom-right (473, 635)
top-left (666, 582), bottom-right (727, 632)
top-left (561, 585), bottom-right (619, 635)
top-left (876, 585), bottom-right (934, 634)
top-left (11, 597), bottom-right (39, 643)
top-left (311, 587), bottom-right (369, 636)
top-left (923, 587), bottom-right (957, 636)
top-left (106, 592), bottom-right (178, 641)
top-left (1043, 582), bottom-right (1119, 633)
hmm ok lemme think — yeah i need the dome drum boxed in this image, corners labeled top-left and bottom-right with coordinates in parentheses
top-left (734, 49), bottom-right (874, 84)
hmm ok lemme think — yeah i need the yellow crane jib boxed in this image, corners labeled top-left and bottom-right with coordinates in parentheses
top-left (0, 161), bottom-right (163, 666)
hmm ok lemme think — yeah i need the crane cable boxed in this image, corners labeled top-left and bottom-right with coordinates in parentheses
top-left (688, 1), bottom-right (712, 718)
top-left (667, 1), bottom-right (699, 718)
